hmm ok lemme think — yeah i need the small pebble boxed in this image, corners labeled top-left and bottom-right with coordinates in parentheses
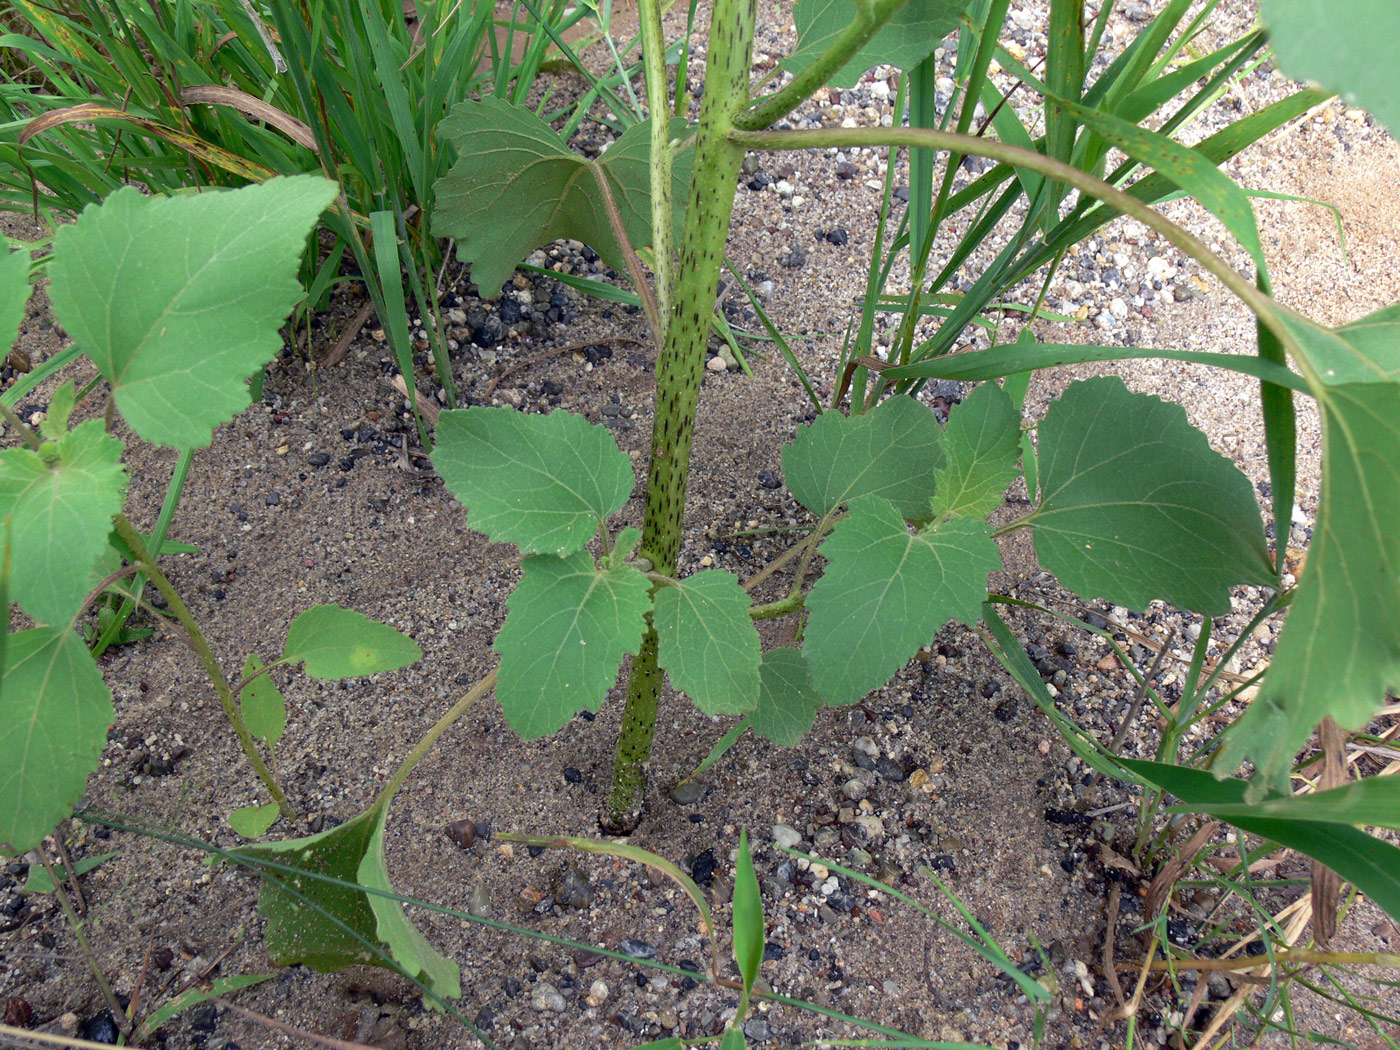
top-left (771, 824), bottom-right (801, 849)
top-left (669, 780), bottom-right (705, 804)
top-left (619, 938), bottom-right (657, 959)
top-left (530, 982), bottom-right (566, 1013)
top-left (445, 819), bottom-right (476, 849)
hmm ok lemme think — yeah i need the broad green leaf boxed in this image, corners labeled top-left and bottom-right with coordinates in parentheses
top-left (732, 830), bottom-right (764, 998)
top-left (0, 420), bottom-right (126, 626)
top-left (1121, 760), bottom-right (1400, 923)
top-left (494, 552), bottom-right (652, 738)
top-left (0, 244), bottom-right (30, 350)
top-left (782, 396), bottom-right (944, 520)
top-left (1027, 377), bottom-right (1273, 616)
top-left (1052, 95), bottom-right (1266, 274)
top-left (720, 1026), bottom-right (746, 1050)
top-left (233, 806), bottom-right (461, 1001)
top-left (782, 0), bottom-right (966, 88)
top-left (23, 850), bottom-right (118, 893)
top-left (1283, 303), bottom-right (1400, 385)
top-left (432, 100), bottom-right (691, 297)
top-left (654, 571), bottom-right (761, 715)
top-left (240, 654), bottom-right (286, 752)
top-left (46, 177), bottom-right (337, 449)
top-left (929, 381), bottom-right (1021, 521)
top-left (0, 627), bottom-right (114, 857)
top-left (1165, 775), bottom-right (1400, 832)
top-left (880, 341), bottom-right (1309, 392)
top-left (284, 605), bottom-right (423, 680)
top-left (804, 498), bottom-right (1001, 704)
top-left (1261, 0), bottom-right (1400, 136)
top-left (229, 802), bottom-right (280, 839)
top-left (750, 648), bottom-right (823, 746)
top-left (433, 407), bottom-right (634, 557)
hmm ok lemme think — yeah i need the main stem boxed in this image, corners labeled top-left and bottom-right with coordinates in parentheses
top-left (605, 0), bottom-right (756, 831)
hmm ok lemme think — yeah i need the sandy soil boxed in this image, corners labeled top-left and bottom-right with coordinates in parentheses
top-left (3, 1), bottom-right (1399, 1048)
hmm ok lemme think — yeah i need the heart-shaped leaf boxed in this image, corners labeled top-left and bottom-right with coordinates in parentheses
top-left (47, 177), bottom-right (337, 449)
top-left (654, 570), bottom-right (761, 715)
top-left (782, 396), bottom-right (944, 520)
top-left (1027, 377), bottom-right (1273, 616)
top-left (284, 605), bottom-right (422, 680)
top-left (0, 627), bottom-right (114, 857)
top-left (433, 406), bottom-right (634, 557)
top-left (0, 420), bottom-right (126, 626)
top-left (494, 552), bottom-right (652, 738)
top-left (432, 100), bottom-right (691, 297)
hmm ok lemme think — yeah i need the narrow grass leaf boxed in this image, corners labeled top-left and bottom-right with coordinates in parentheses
top-left (134, 975), bottom-right (274, 1042)
top-left (284, 605), bottom-right (423, 680)
top-left (22, 850), bottom-right (117, 892)
top-left (47, 178), bottom-right (336, 449)
top-left (782, 396), bottom-right (944, 519)
top-left (929, 381), bottom-right (1021, 521)
top-left (0, 244), bottom-right (30, 350)
top-left (0, 627), bottom-right (114, 857)
top-left (1261, 0), bottom-right (1400, 136)
top-left (751, 648), bottom-right (823, 746)
top-left (1027, 377), bottom-right (1273, 616)
top-left (240, 653), bottom-right (286, 752)
top-left (433, 100), bottom-right (690, 296)
top-left (654, 570), bottom-right (761, 714)
top-left (433, 407), bottom-right (634, 557)
top-left (720, 1027), bottom-right (746, 1050)
top-left (782, 0), bottom-right (967, 88)
top-left (1215, 306), bottom-right (1400, 793)
top-left (1121, 759), bottom-right (1400, 923)
top-left (805, 498), bottom-right (1001, 704)
top-left (229, 803), bottom-right (280, 839)
top-left (880, 341), bottom-right (1309, 392)
top-left (495, 553), bottom-right (652, 738)
top-left (1052, 95), bottom-right (1266, 274)
top-left (0, 420), bottom-right (126, 626)
top-left (233, 806), bottom-right (461, 1001)
top-left (733, 829), bottom-right (764, 997)
top-left (1163, 775), bottom-right (1400, 831)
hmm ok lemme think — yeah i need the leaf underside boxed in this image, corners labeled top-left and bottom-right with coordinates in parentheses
top-left (1029, 376), bottom-right (1273, 616)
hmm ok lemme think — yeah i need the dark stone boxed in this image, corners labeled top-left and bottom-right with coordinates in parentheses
top-left (690, 849), bottom-right (717, 888)
top-left (825, 227), bottom-right (849, 246)
top-left (757, 469), bottom-right (782, 490)
top-left (747, 171), bottom-right (772, 191)
top-left (82, 1013), bottom-right (119, 1044)
top-left (980, 680), bottom-right (1001, 698)
top-left (875, 757), bottom-right (905, 782)
top-left (892, 185), bottom-right (910, 202)
top-left (308, 452), bottom-right (331, 467)
top-left (835, 161), bottom-right (858, 179)
top-left (993, 698), bottom-right (1018, 722)
top-left (265, 491), bottom-right (280, 507)
top-left (445, 819), bottom-right (476, 849)
top-left (1044, 807), bottom-right (1092, 826)
top-left (563, 766), bottom-right (583, 784)
top-left (780, 246), bottom-right (806, 269)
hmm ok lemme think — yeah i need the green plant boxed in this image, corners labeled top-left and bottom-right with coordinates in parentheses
top-left (5, 0), bottom-right (1400, 1043)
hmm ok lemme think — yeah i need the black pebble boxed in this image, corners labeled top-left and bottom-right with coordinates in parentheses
top-left (757, 469), bottom-right (782, 489)
top-left (747, 171), bottom-right (771, 191)
top-left (980, 680), bottom-right (1001, 698)
top-left (825, 227), bottom-right (849, 246)
top-left (503, 976), bottom-right (522, 997)
top-left (563, 766), bottom-right (582, 784)
top-left (781, 246), bottom-right (806, 268)
top-left (892, 185), bottom-right (910, 202)
top-left (82, 1013), bottom-right (119, 1044)
top-left (993, 698), bottom-right (1018, 722)
top-left (308, 452), bottom-right (331, 467)
top-left (265, 491), bottom-right (280, 506)
top-left (690, 849), bottom-right (716, 887)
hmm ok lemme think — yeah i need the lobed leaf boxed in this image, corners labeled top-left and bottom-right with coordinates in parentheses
top-left (750, 648), bottom-right (823, 746)
top-left (929, 381), bottom-right (1022, 521)
top-left (653, 571), bottom-right (761, 715)
top-left (804, 498), bottom-right (1001, 704)
top-left (782, 0), bottom-right (966, 88)
top-left (433, 407), bottom-right (634, 557)
top-left (782, 395), bottom-right (944, 520)
top-left (0, 627), bottom-right (114, 857)
top-left (494, 553), bottom-right (652, 738)
top-left (284, 605), bottom-right (423, 680)
top-left (1218, 307), bottom-right (1400, 793)
top-left (1027, 377), bottom-right (1273, 616)
top-left (0, 420), bottom-right (126, 626)
top-left (1261, 0), bottom-right (1400, 137)
top-left (432, 100), bottom-right (691, 297)
top-left (233, 807), bottom-right (461, 1001)
top-left (46, 178), bottom-right (337, 449)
